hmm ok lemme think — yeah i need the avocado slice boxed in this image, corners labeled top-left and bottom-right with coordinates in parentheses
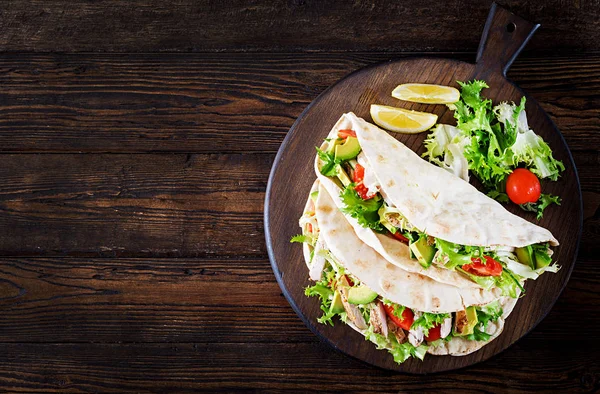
top-left (515, 246), bottom-right (535, 269)
top-left (347, 285), bottom-right (378, 305)
top-left (453, 306), bottom-right (478, 336)
top-left (409, 236), bottom-right (436, 268)
top-left (329, 290), bottom-right (345, 314)
top-left (334, 137), bottom-right (361, 161)
top-left (326, 138), bottom-right (342, 155)
top-left (534, 249), bottom-right (552, 269)
top-left (335, 165), bottom-right (352, 187)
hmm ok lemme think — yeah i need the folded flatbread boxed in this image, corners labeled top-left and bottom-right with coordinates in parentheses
top-left (298, 179), bottom-right (518, 362)
top-left (314, 113), bottom-right (559, 295)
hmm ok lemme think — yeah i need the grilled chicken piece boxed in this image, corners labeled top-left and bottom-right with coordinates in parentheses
top-left (454, 309), bottom-right (469, 334)
top-left (408, 312), bottom-right (424, 347)
top-left (338, 284), bottom-right (367, 330)
top-left (309, 236), bottom-right (327, 281)
top-left (387, 321), bottom-right (407, 344)
top-left (440, 316), bottom-right (452, 339)
top-left (369, 302), bottom-right (389, 337)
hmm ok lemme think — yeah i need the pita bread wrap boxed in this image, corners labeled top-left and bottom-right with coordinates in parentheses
top-left (344, 112), bottom-right (558, 248)
top-left (314, 113), bottom-right (559, 293)
top-left (298, 180), bottom-right (519, 360)
top-left (314, 182), bottom-right (499, 313)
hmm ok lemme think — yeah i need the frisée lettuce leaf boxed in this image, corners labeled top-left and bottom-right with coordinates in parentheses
top-left (422, 79), bottom-right (564, 219)
top-left (339, 184), bottom-right (384, 232)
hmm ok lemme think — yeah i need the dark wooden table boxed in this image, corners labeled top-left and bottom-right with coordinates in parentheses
top-left (0, 1), bottom-right (598, 392)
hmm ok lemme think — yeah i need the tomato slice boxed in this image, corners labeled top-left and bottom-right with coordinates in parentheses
top-left (338, 129), bottom-right (357, 139)
top-left (424, 323), bottom-right (442, 342)
top-left (391, 231), bottom-right (409, 243)
top-left (353, 163), bottom-right (375, 200)
top-left (506, 168), bottom-right (541, 205)
top-left (354, 183), bottom-right (375, 200)
top-left (462, 256), bottom-right (503, 277)
top-left (353, 163), bottom-right (365, 183)
top-left (344, 275), bottom-right (354, 287)
top-left (383, 304), bottom-right (414, 331)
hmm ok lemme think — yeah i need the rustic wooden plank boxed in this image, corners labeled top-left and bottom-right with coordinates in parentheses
top-left (0, 150), bottom-right (595, 257)
top-left (0, 53), bottom-right (597, 153)
top-left (1, 1), bottom-right (599, 52)
top-left (0, 153), bottom-right (271, 257)
top-left (0, 256), bottom-right (596, 344)
top-left (0, 258), bottom-right (314, 344)
top-left (0, 339), bottom-right (596, 392)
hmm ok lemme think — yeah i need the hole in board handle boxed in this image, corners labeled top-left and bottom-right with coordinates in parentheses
top-left (506, 22), bottom-right (516, 33)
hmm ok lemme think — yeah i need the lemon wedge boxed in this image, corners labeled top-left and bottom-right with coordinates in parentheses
top-left (370, 104), bottom-right (438, 134)
top-left (391, 83), bottom-right (460, 104)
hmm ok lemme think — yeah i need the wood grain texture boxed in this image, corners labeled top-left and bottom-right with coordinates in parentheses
top-left (1, 0), bottom-right (599, 53)
top-left (0, 258), bottom-right (314, 344)
top-left (0, 335), bottom-right (596, 392)
top-left (0, 154), bottom-right (270, 257)
top-left (0, 52), bottom-right (598, 153)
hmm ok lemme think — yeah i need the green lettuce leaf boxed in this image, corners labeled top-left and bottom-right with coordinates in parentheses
top-left (435, 239), bottom-right (472, 270)
top-left (465, 300), bottom-right (504, 342)
top-left (340, 185), bottom-right (384, 232)
top-left (389, 341), bottom-right (428, 364)
top-left (465, 327), bottom-right (492, 342)
top-left (304, 269), bottom-right (338, 326)
top-left (316, 147), bottom-right (340, 177)
top-left (411, 312), bottom-right (450, 336)
top-left (424, 79), bottom-right (564, 220)
top-left (520, 193), bottom-right (561, 220)
top-left (382, 298), bottom-right (406, 319)
top-left (364, 324), bottom-right (389, 350)
top-left (509, 129), bottom-right (565, 181)
top-left (457, 80), bottom-right (491, 110)
top-left (290, 234), bottom-right (312, 244)
top-left (304, 283), bottom-right (332, 304)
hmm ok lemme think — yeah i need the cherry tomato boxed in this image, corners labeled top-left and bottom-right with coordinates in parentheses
top-left (383, 304), bottom-right (414, 331)
top-left (506, 168), bottom-right (541, 205)
top-left (337, 129), bottom-right (357, 139)
top-left (425, 323), bottom-right (442, 342)
top-left (353, 163), bottom-right (375, 200)
top-left (462, 256), bottom-right (503, 277)
top-left (391, 231), bottom-right (409, 243)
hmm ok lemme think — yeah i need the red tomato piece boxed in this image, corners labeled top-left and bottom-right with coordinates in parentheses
top-left (353, 163), bottom-right (375, 200)
top-left (462, 256), bottom-right (503, 277)
top-left (391, 231), bottom-right (409, 243)
top-left (353, 163), bottom-right (365, 183)
top-left (354, 183), bottom-right (374, 200)
top-left (383, 304), bottom-right (414, 331)
top-left (425, 324), bottom-right (442, 342)
top-left (337, 129), bottom-right (357, 139)
top-left (344, 275), bottom-right (354, 287)
top-left (506, 168), bottom-right (541, 205)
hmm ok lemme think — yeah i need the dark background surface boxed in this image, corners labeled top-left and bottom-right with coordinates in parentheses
top-left (0, 0), bottom-right (598, 392)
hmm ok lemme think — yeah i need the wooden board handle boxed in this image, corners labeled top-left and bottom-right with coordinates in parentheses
top-left (476, 3), bottom-right (540, 76)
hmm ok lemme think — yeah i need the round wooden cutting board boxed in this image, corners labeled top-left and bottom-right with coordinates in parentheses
top-left (264, 4), bottom-right (582, 373)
